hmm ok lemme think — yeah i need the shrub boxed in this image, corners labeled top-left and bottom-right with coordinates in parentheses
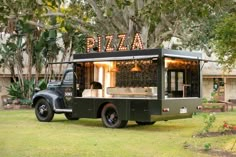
top-left (200, 113), bottom-right (216, 134)
top-left (7, 79), bottom-right (35, 99)
top-left (19, 99), bottom-right (32, 106)
top-left (38, 79), bottom-right (47, 90)
top-left (204, 143), bottom-right (211, 151)
top-left (7, 81), bottom-right (23, 99)
top-left (202, 97), bottom-right (208, 103)
top-left (210, 91), bottom-right (218, 103)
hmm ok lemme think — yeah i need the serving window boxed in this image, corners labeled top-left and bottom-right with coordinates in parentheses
top-left (164, 58), bottom-right (200, 98)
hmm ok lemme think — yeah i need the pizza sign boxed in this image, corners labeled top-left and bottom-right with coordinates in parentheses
top-left (86, 33), bottom-right (144, 53)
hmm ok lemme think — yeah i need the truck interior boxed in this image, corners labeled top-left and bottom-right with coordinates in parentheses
top-left (76, 58), bottom-right (157, 98)
top-left (74, 57), bottom-right (200, 99)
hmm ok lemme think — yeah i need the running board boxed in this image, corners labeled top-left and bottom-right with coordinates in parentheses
top-left (54, 109), bottom-right (72, 113)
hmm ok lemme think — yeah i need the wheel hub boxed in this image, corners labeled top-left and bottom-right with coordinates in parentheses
top-left (39, 105), bottom-right (47, 115)
top-left (107, 112), bottom-right (116, 123)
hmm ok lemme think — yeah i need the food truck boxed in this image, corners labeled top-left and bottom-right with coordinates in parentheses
top-left (32, 48), bottom-right (203, 128)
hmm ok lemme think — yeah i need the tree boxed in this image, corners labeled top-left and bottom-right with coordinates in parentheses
top-left (54, 3), bottom-right (88, 76)
top-left (0, 0), bottom-right (87, 82)
top-left (79, 0), bottom-right (234, 51)
top-left (213, 12), bottom-right (236, 70)
top-left (0, 0), bottom-right (63, 98)
top-left (0, 40), bottom-right (17, 82)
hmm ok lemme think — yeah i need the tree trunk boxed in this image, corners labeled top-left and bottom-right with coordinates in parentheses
top-left (26, 34), bottom-right (32, 80)
top-left (15, 48), bottom-right (25, 97)
top-left (58, 46), bottom-right (69, 80)
top-left (9, 64), bottom-right (17, 83)
top-left (65, 41), bottom-right (73, 70)
top-left (35, 71), bottom-right (39, 85)
top-left (44, 60), bottom-right (49, 83)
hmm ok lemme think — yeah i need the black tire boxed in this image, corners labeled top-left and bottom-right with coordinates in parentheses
top-left (35, 99), bottom-right (54, 122)
top-left (136, 121), bottom-right (156, 125)
top-left (101, 103), bottom-right (128, 128)
top-left (64, 113), bottom-right (79, 120)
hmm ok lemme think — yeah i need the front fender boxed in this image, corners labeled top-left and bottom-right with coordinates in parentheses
top-left (32, 90), bottom-right (65, 111)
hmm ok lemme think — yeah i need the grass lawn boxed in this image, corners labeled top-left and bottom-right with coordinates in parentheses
top-left (0, 109), bottom-right (235, 157)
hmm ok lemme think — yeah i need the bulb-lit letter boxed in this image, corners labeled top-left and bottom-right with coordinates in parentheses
top-left (118, 34), bottom-right (127, 51)
top-left (86, 37), bottom-right (95, 53)
top-left (131, 33), bottom-right (144, 50)
top-left (97, 35), bottom-right (102, 52)
top-left (105, 35), bottom-right (114, 52)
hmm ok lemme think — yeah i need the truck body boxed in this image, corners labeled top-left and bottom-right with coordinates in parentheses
top-left (32, 48), bottom-right (202, 128)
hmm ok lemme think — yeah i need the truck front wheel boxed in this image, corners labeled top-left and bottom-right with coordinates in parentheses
top-left (101, 103), bottom-right (128, 128)
top-left (35, 99), bottom-right (54, 122)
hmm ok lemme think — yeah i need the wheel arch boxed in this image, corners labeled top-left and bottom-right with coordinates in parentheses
top-left (32, 96), bottom-right (52, 108)
top-left (32, 90), bottom-right (64, 110)
top-left (96, 101), bottom-right (111, 118)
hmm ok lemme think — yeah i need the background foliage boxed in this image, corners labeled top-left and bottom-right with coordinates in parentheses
top-left (0, 0), bottom-right (235, 100)
top-left (213, 13), bottom-right (236, 70)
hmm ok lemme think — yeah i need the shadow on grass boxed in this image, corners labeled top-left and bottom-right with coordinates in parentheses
top-left (126, 122), bottom-right (195, 132)
top-left (51, 118), bottom-right (194, 132)
top-left (52, 118), bottom-right (103, 128)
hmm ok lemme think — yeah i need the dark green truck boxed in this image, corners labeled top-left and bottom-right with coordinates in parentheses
top-left (32, 49), bottom-right (202, 128)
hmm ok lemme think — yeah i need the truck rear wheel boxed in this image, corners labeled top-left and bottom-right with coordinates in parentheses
top-left (64, 113), bottom-right (79, 120)
top-left (101, 103), bottom-right (128, 128)
top-left (136, 121), bottom-right (156, 125)
top-left (35, 99), bottom-right (54, 122)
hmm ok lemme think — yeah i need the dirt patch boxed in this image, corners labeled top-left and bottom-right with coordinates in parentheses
top-left (184, 144), bottom-right (236, 157)
top-left (188, 131), bottom-right (236, 156)
top-left (185, 142), bottom-right (236, 157)
top-left (198, 148), bottom-right (236, 157)
top-left (195, 130), bottom-right (236, 138)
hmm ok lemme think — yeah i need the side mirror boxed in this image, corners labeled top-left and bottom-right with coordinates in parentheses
top-left (34, 87), bottom-right (41, 93)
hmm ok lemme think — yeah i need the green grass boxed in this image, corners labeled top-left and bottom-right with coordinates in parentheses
top-left (0, 109), bottom-right (235, 157)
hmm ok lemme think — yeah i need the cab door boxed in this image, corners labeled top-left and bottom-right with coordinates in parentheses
top-left (60, 70), bottom-right (74, 108)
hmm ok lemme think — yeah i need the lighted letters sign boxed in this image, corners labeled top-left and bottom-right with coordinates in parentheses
top-left (86, 33), bottom-right (144, 53)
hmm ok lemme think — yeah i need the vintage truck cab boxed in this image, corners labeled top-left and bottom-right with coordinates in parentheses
top-left (32, 68), bottom-right (77, 122)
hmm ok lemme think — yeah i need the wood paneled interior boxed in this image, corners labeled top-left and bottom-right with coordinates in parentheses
top-left (115, 59), bottom-right (158, 87)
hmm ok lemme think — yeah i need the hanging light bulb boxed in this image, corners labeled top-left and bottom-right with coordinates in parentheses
top-left (130, 60), bottom-right (142, 72)
top-left (110, 67), bottom-right (119, 72)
